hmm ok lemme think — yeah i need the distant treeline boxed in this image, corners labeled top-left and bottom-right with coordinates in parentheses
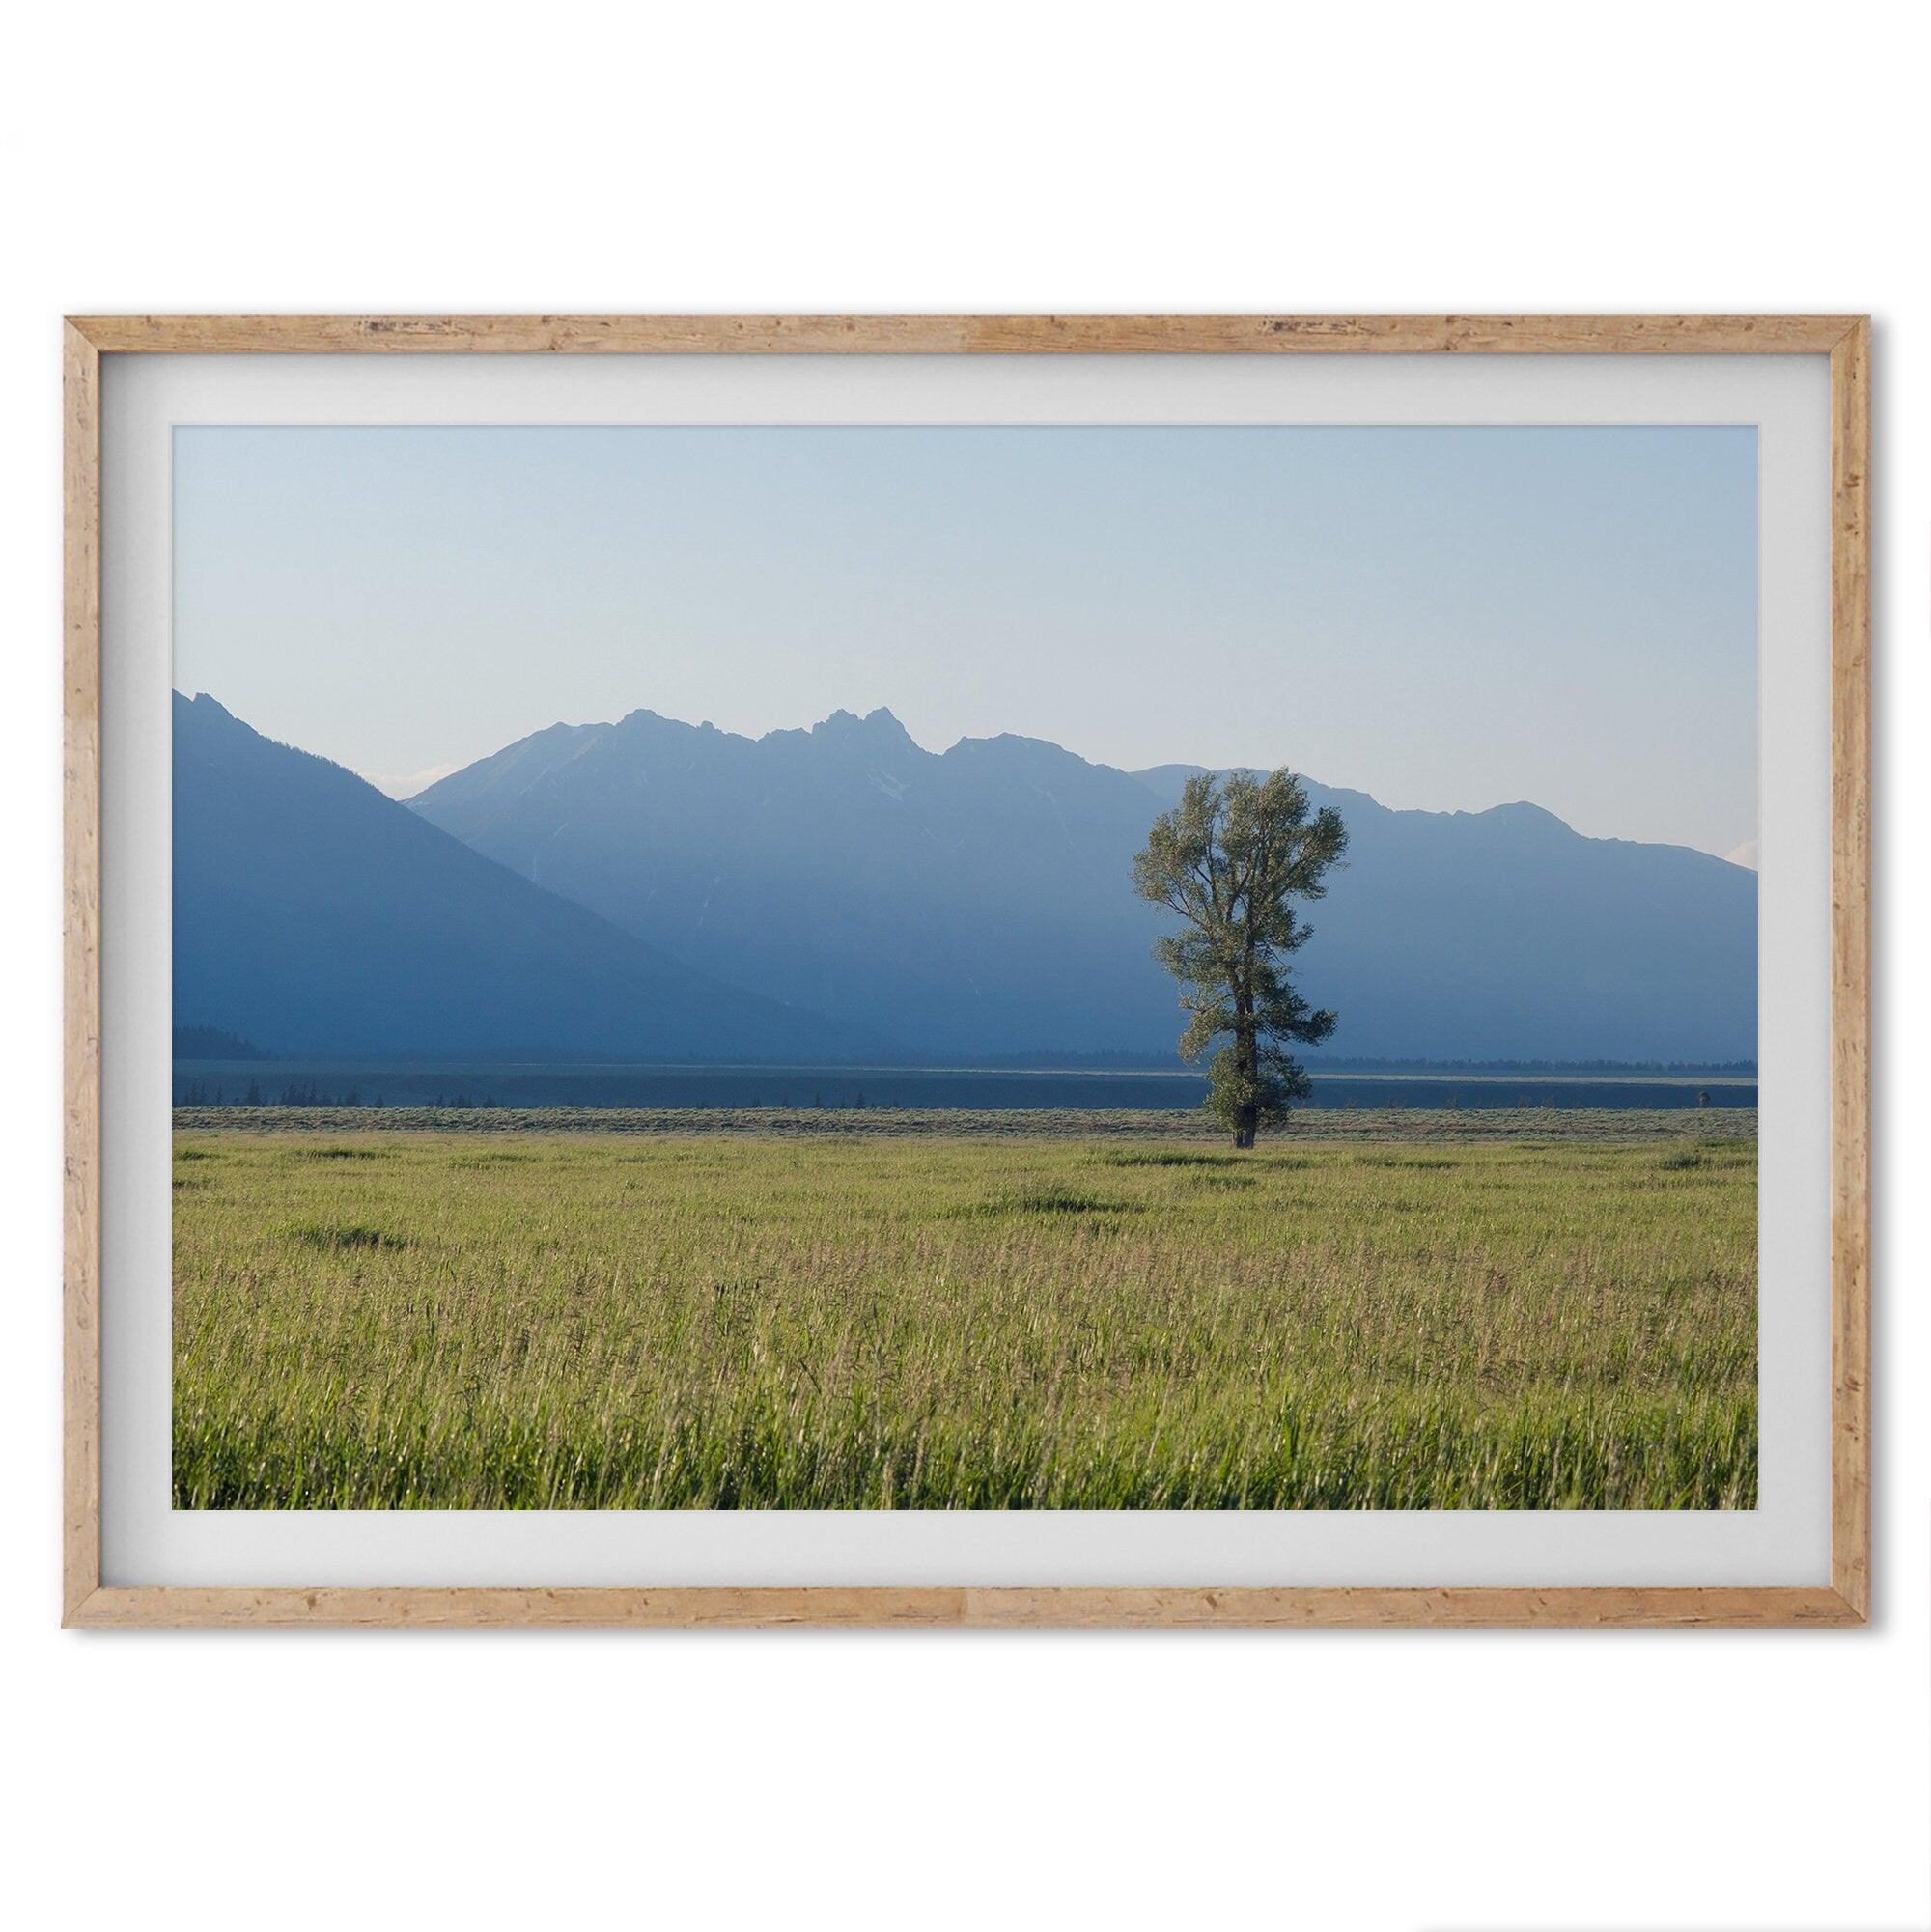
top-left (171, 1032), bottom-right (1756, 1080)
top-left (173, 1024), bottom-right (270, 1061)
top-left (871, 1050), bottom-right (1760, 1076)
top-left (175, 1078), bottom-right (503, 1109)
top-left (1300, 1055), bottom-right (1759, 1077)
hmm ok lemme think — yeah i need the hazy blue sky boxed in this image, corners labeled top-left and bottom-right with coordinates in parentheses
top-left (174, 424), bottom-right (1757, 856)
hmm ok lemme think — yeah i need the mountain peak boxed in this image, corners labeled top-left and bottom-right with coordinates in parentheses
top-left (811, 706), bottom-right (915, 745)
top-left (1471, 800), bottom-right (1574, 838)
top-left (174, 693), bottom-right (882, 1060)
top-left (392, 697), bottom-right (1754, 1062)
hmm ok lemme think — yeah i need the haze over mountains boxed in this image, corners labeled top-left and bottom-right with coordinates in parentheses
top-left (173, 693), bottom-right (882, 1061)
top-left (409, 703), bottom-right (1755, 1064)
top-left (174, 691), bottom-right (1755, 1064)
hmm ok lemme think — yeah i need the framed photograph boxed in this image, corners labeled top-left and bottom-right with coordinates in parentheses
top-left (64, 315), bottom-right (1869, 1628)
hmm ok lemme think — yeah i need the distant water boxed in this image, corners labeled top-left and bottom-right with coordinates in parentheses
top-left (173, 1060), bottom-right (1758, 1112)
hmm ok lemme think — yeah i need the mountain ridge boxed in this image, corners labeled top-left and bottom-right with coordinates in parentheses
top-left (173, 692), bottom-right (887, 1061)
top-left (410, 703), bottom-right (1757, 1062)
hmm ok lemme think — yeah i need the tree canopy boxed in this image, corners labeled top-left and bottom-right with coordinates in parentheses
top-left (1133, 770), bottom-right (1348, 1146)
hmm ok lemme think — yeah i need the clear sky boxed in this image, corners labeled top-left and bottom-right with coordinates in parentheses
top-left (174, 424), bottom-right (1757, 857)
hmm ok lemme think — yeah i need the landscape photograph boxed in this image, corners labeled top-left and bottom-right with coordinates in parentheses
top-left (169, 422), bottom-right (1760, 1512)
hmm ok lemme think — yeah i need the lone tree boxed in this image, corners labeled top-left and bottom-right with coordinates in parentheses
top-left (1133, 770), bottom-right (1348, 1148)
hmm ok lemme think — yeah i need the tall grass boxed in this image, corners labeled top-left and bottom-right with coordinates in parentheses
top-left (172, 1126), bottom-right (1757, 1510)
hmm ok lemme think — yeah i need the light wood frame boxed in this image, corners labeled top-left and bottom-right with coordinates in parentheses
top-left (63, 314), bottom-right (1872, 1630)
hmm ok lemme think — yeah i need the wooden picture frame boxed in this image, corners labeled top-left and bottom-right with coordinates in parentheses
top-left (63, 314), bottom-right (1871, 1629)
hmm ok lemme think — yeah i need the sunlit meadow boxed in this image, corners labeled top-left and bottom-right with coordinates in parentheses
top-left (171, 1110), bottom-right (1757, 1511)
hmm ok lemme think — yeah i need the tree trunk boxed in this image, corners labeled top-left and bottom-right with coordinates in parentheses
top-left (1233, 1004), bottom-right (1258, 1149)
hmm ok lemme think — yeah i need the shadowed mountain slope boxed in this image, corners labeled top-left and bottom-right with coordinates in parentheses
top-left (410, 709), bottom-right (1757, 1062)
top-left (173, 693), bottom-right (882, 1060)
top-left (1133, 766), bottom-right (1756, 1063)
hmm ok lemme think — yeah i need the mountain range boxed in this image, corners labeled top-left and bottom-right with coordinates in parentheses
top-left (415, 703), bottom-right (1752, 1062)
top-left (173, 693), bottom-right (881, 1061)
top-left (174, 692), bottom-right (1757, 1063)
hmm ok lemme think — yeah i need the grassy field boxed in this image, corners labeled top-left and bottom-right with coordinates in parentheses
top-left (172, 1102), bottom-right (1757, 1142)
top-left (172, 1111), bottom-right (1758, 1511)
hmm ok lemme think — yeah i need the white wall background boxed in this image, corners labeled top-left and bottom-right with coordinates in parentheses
top-left (2, 4), bottom-right (1923, 1926)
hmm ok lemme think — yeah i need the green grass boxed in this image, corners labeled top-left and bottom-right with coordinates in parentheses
top-left (172, 1103), bottom-right (1757, 1142)
top-left (171, 1118), bottom-right (1758, 1511)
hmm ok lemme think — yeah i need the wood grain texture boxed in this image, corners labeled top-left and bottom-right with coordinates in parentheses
top-left (65, 313), bottom-right (1861, 356)
top-left (1829, 318), bottom-right (1873, 1620)
top-left (61, 313), bottom-right (1873, 1629)
top-left (65, 1585), bottom-right (1864, 1630)
top-left (63, 324), bottom-right (101, 1624)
